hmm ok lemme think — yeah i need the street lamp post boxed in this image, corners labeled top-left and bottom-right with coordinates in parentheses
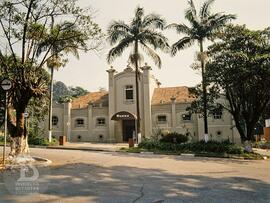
top-left (1, 78), bottom-right (12, 166)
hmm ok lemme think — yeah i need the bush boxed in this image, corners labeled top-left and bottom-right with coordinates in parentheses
top-left (138, 139), bottom-right (244, 154)
top-left (252, 141), bottom-right (270, 149)
top-left (138, 138), bottom-right (159, 149)
top-left (160, 132), bottom-right (188, 144)
top-left (28, 136), bottom-right (59, 146)
top-left (0, 136), bottom-right (4, 143)
top-left (0, 135), bottom-right (10, 143)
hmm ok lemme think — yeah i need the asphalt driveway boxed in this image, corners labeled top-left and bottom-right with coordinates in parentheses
top-left (0, 147), bottom-right (270, 202)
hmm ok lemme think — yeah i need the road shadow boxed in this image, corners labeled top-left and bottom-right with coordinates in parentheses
top-left (104, 151), bottom-right (266, 165)
top-left (1, 161), bottom-right (269, 203)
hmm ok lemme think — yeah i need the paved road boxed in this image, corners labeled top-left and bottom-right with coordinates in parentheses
top-left (0, 147), bottom-right (270, 203)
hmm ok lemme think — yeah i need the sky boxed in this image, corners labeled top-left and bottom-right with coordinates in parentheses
top-left (54, 0), bottom-right (270, 91)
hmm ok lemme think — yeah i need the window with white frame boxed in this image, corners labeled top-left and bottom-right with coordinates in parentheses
top-left (97, 118), bottom-right (106, 126)
top-left (75, 118), bottom-right (85, 127)
top-left (157, 115), bottom-right (167, 123)
top-left (125, 85), bottom-right (134, 101)
top-left (182, 113), bottom-right (191, 121)
top-left (213, 111), bottom-right (222, 119)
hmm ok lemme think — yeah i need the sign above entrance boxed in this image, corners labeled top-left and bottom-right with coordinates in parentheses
top-left (111, 111), bottom-right (137, 121)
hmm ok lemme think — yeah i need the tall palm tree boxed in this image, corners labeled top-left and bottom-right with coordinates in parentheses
top-left (37, 23), bottom-right (81, 142)
top-left (168, 0), bottom-right (236, 141)
top-left (107, 7), bottom-right (169, 139)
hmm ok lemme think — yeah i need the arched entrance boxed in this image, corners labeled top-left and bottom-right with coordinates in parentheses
top-left (111, 111), bottom-right (137, 142)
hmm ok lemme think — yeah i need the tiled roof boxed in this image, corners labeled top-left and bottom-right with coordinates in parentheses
top-left (151, 86), bottom-right (196, 105)
top-left (71, 91), bottom-right (108, 109)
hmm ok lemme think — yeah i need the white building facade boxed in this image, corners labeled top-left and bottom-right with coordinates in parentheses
top-left (42, 64), bottom-right (241, 143)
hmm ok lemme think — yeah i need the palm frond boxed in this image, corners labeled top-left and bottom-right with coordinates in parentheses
top-left (166, 23), bottom-right (192, 35)
top-left (200, 0), bottom-right (215, 19)
top-left (185, 0), bottom-right (199, 25)
top-left (207, 13), bottom-right (236, 33)
top-left (107, 36), bottom-right (134, 63)
top-left (135, 6), bottom-right (144, 20)
top-left (107, 20), bottom-right (131, 45)
top-left (171, 37), bottom-right (194, 56)
top-left (129, 52), bottom-right (144, 66)
top-left (131, 7), bottom-right (144, 29)
top-left (139, 30), bottom-right (170, 52)
top-left (107, 20), bottom-right (130, 33)
top-left (142, 13), bottom-right (166, 30)
top-left (140, 42), bottom-right (162, 68)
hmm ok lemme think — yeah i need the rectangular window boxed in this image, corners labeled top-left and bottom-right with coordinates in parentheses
top-left (97, 118), bottom-right (106, 126)
top-left (125, 85), bottom-right (134, 101)
top-left (52, 116), bottom-right (59, 126)
top-left (76, 119), bottom-right (84, 127)
top-left (157, 115), bottom-right (167, 123)
top-left (213, 111), bottom-right (222, 119)
top-left (182, 114), bottom-right (191, 121)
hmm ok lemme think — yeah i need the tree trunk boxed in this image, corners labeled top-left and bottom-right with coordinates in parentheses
top-left (48, 67), bottom-right (54, 142)
top-left (10, 136), bottom-right (29, 157)
top-left (134, 40), bottom-right (141, 139)
top-left (246, 122), bottom-right (256, 142)
top-left (233, 118), bottom-right (247, 143)
top-left (199, 40), bottom-right (208, 141)
top-left (9, 112), bottom-right (30, 157)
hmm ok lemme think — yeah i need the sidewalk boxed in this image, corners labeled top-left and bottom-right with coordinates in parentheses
top-left (253, 148), bottom-right (270, 157)
top-left (0, 142), bottom-right (129, 152)
top-left (46, 142), bottom-right (129, 152)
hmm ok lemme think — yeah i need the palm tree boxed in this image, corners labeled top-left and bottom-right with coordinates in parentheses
top-left (37, 23), bottom-right (81, 142)
top-left (107, 7), bottom-right (169, 139)
top-left (168, 0), bottom-right (236, 141)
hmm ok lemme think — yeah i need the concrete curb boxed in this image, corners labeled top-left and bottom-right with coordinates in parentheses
top-left (0, 144), bottom-right (117, 153)
top-left (46, 146), bottom-right (114, 152)
top-left (4, 156), bottom-right (52, 169)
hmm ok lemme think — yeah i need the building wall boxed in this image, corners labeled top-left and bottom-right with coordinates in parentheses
top-left (43, 103), bottom-right (65, 140)
top-left (45, 65), bottom-right (241, 144)
top-left (151, 102), bottom-right (241, 143)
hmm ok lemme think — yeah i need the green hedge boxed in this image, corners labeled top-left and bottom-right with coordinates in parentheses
top-left (160, 132), bottom-right (188, 144)
top-left (28, 136), bottom-right (59, 146)
top-left (0, 135), bottom-right (58, 146)
top-left (138, 139), bottom-right (244, 154)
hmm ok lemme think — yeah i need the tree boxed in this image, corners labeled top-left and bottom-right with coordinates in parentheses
top-left (69, 86), bottom-right (89, 98)
top-left (167, 0), bottom-right (235, 141)
top-left (53, 82), bottom-right (89, 103)
top-left (107, 6), bottom-right (169, 137)
top-left (206, 25), bottom-right (270, 142)
top-left (53, 81), bottom-right (69, 102)
top-left (0, 0), bottom-right (102, 157)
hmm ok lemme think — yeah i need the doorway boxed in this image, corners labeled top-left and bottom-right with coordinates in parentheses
top-left (122, 120), bottom-right (135, 142)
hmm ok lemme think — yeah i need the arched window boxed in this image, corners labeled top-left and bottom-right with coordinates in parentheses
top-left (52, 116), bottom-right (58, 126)
top-left (75, 118), bottom-right (84, 127)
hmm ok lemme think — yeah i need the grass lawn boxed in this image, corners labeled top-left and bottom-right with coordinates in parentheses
top-left (121, 143), bottom-right (266, 160)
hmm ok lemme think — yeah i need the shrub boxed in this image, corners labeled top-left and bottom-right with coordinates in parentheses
top-left (160, 132), bottom-right (188, 144)
top-left (28, 135), bottom-right (59, 146)
top-left (138, 139), bottom-right (244, 154)
top-left (252, 141), bottom-right (270, 149)
top-left (0, 135), bottom-right (10, 143)
top-left (138, 138), bottom-right (158, 150)
top-left (0, 136), bottom-right (4, 143)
